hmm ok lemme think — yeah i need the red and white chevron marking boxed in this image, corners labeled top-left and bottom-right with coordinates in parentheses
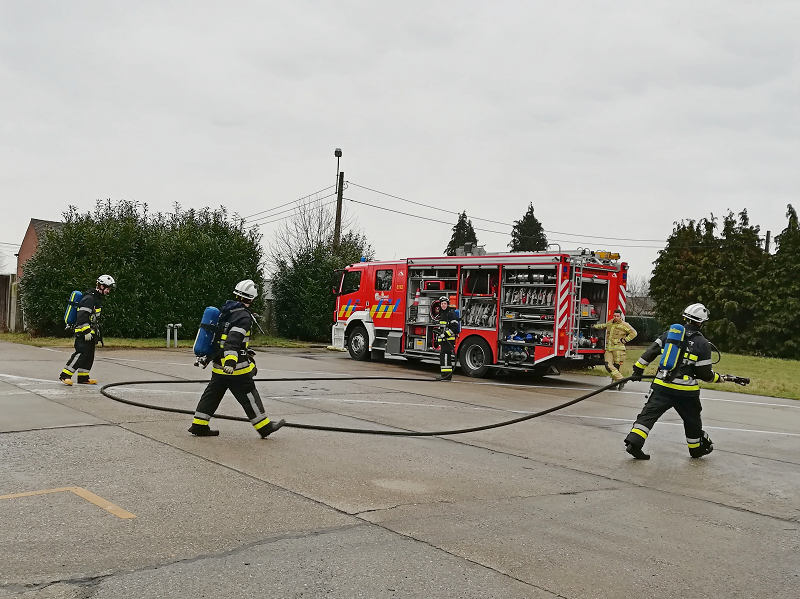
top-left (618, 284), bottom-right (627, 315)
top-left (557, 279), bottom-right (571, 331)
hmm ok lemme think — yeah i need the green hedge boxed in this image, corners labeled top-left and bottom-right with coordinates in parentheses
top-left (20, 200), bottom-right (265, 338)
top-left (625, 316), bottom-right (663, 344)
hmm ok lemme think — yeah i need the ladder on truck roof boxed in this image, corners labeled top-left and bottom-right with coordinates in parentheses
top-left (566, 258), bottom-right (584, 358)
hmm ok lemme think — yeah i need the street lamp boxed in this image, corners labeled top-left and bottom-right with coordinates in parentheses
top-left (334, 148), bottom-right (342, 185)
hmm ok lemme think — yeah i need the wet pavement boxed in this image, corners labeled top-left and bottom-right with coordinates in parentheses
top-left (1, 341), bottom-right (798, 598)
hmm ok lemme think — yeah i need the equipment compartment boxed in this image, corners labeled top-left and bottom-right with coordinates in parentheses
top-left (405, 267), bottom-right (458, 352)
top-left (459, 267), bottom-right (499, 330)
top-left (498, 266), bottom-right (558, 365)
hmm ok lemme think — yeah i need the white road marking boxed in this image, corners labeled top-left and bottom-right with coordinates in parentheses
top-left (0, 373), bottom-right (63, 384)
top-left (265, 395), bottom-right (493, 410)
top-left (452, 379), bottom-right (800, 409)
top-left (553, 414), bottom-right (800, 437)
top-left (99, 356), bottom-right (197, 367)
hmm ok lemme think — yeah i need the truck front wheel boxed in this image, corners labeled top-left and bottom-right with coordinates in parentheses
top-left (459, 337), bottom-right (492, 378)
top-left (347, 325), bottom-right (371, 361)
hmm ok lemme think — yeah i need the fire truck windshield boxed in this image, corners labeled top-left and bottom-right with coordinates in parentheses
top-left (340, 270), bottom-right (362, 295)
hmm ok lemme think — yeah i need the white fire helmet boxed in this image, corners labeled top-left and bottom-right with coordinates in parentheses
top-left (682, 303), bottom-right (710, 323)
top-left (96, 274), bottom-right (116, 289)
top-left (234, 279), bottom-right (258, 301)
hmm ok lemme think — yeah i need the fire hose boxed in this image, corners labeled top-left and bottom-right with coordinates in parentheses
top-left (100, 375), bottom-right (655, 437)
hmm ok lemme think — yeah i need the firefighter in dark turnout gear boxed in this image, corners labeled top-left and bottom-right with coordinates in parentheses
top-left (59, 275), bottom-right (115, 385)
top-left (434, 296), bottom-right (459, 381)
top-left (189, 279), bottom-right (285, 438)
top-left (624, 303), bottom-right (748, 460)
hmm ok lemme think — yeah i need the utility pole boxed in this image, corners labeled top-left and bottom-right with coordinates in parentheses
top-left (334, 170), bottom-right (344, 248)
top-left (765, 230), bottom-right (771, 254)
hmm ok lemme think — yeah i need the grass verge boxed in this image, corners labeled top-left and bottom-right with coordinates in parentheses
top-left (567, 345), bottom-right (800, 401)
top-left (0, 332), bottom-right (313, 349)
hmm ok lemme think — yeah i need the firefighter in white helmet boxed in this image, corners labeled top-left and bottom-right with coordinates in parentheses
top-left (59, 275), bottom-right (116, 385)
top-left (189, 279), bottom-right (285, 438)
top-left (592, 308), bottom-right (637, 390)
top-left (623, 303), bottom-right (749, 460)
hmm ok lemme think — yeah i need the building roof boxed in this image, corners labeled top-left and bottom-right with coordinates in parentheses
top-left (30, 219), bottom-right (63, 238)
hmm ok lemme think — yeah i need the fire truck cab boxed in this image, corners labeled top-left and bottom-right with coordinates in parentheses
top-left (331, 250), bottom-right (628, 377)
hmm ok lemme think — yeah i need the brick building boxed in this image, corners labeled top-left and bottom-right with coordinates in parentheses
top-left (17, 218), bottom-right (62, 278)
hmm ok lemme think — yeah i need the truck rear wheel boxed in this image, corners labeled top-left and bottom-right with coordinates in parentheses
top-left (459, 337), bottom-right (492, 378)
top-left (347, 325), bottom-right (371, 361)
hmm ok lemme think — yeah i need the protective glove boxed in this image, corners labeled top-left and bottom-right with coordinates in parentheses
top-left (445, 329), bottom-right (454, 338)
top-left (84, 331), bottom-right (93, 342)
top-left (223, 364), bottom-right (235, 375)
top-left (630, 365), bottom-right (644, 382)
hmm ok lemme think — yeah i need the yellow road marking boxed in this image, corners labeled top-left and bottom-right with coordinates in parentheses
top-left (0, 486), bottom-right (136, 519)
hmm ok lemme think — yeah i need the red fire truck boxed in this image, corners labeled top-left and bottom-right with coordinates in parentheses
top-left (331, 249), bottom-right (629, 377)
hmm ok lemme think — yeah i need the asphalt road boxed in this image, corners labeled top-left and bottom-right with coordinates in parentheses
top-left (1, 341), bottom-right (798, 598)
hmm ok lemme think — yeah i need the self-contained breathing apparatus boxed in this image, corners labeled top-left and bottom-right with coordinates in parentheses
top-left (430, 296), bottom-right (460, 350)
top-left (193, 280), bottom-right (266, 368)
top-left (640, 309), bottom-right (750, 387)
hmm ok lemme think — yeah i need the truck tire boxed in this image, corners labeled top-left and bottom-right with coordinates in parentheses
top-left (459, 337), bottom-right (492, 378)
top-left (347, 325), bottom-right (371, 361)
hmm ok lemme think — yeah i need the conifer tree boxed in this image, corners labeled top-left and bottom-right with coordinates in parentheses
top-left (650, 210), bottom-right (767, 353)
top-left (508, 203), bottom-right (547, 252)
top-left (445, 211), bottom-right (478, 256)
top-left (754, 205), bottom-right (800, 358)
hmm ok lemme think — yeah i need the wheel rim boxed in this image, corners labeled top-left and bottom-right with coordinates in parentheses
top-left (351, 332), bottom-right (366, 355)
top-left (465, 345), bottom-right (486, 370)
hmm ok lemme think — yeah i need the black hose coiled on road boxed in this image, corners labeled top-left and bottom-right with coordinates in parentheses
top-left (101, 375), bottom-right (649, 437)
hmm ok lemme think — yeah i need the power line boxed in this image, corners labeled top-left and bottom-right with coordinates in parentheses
top-left (242, 185), bottom-right (336, 221)
top-left (347, 181), bottom-right (667, 243)
top-left (245, 192), bottom-right (338, 226)
top-left (343, 197), bottom-right (664, 249)
top-left (247, 199), bottom-right (339, 229)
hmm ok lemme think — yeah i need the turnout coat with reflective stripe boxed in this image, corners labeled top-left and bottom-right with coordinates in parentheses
top-left (211, 300), bottom-right (254, 376)
top-left (73, 289), bottom-right (103, 337)
top-left (634, 325), bottom-right (720, 393)
top-left (437, 307), bottom-right (460, 341)
top-left (593, 319), bottom-right (637, 350)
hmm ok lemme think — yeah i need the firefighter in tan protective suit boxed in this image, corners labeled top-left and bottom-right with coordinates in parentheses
top-left (592, 308), bottom-right (637, 390)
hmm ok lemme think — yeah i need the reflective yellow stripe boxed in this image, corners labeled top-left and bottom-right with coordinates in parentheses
top-left (654, 379), bottom-right (700, 391)
top-left (663, 345), bottom-right (675, 364)
top-left (220, 334), bottom-right (227, 340)
top-left (211, 362), bottom-right (255, 375)
top-left (253, 418), bottom-right (271, 430)
top-left (687, 353), bottom-right (698, 361)
top-left (630, 428), bottom-right (648, 439)
top-left (192, 418), bottom-right (210, 426)
top-left (441, 368), bottom-right (453, 372)
top-left (62, 369), bottom-right (73, 376)
top-left (687, 442), bottom-right (701, 448)
top-left (712, 373), bottom-right (720, 383)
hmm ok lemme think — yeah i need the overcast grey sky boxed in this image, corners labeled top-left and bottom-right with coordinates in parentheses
top-left (1, 0), bottom-right (798, 277)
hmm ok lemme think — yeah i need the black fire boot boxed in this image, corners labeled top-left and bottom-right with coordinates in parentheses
top-left (690, 432), bottom-right (714, 458)
top-left (188, 423), bottom-right (220, 436)
top-left (258, 419), bottom-right (285, 438)
top-left (625, 442), bottom-right (650, 460)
